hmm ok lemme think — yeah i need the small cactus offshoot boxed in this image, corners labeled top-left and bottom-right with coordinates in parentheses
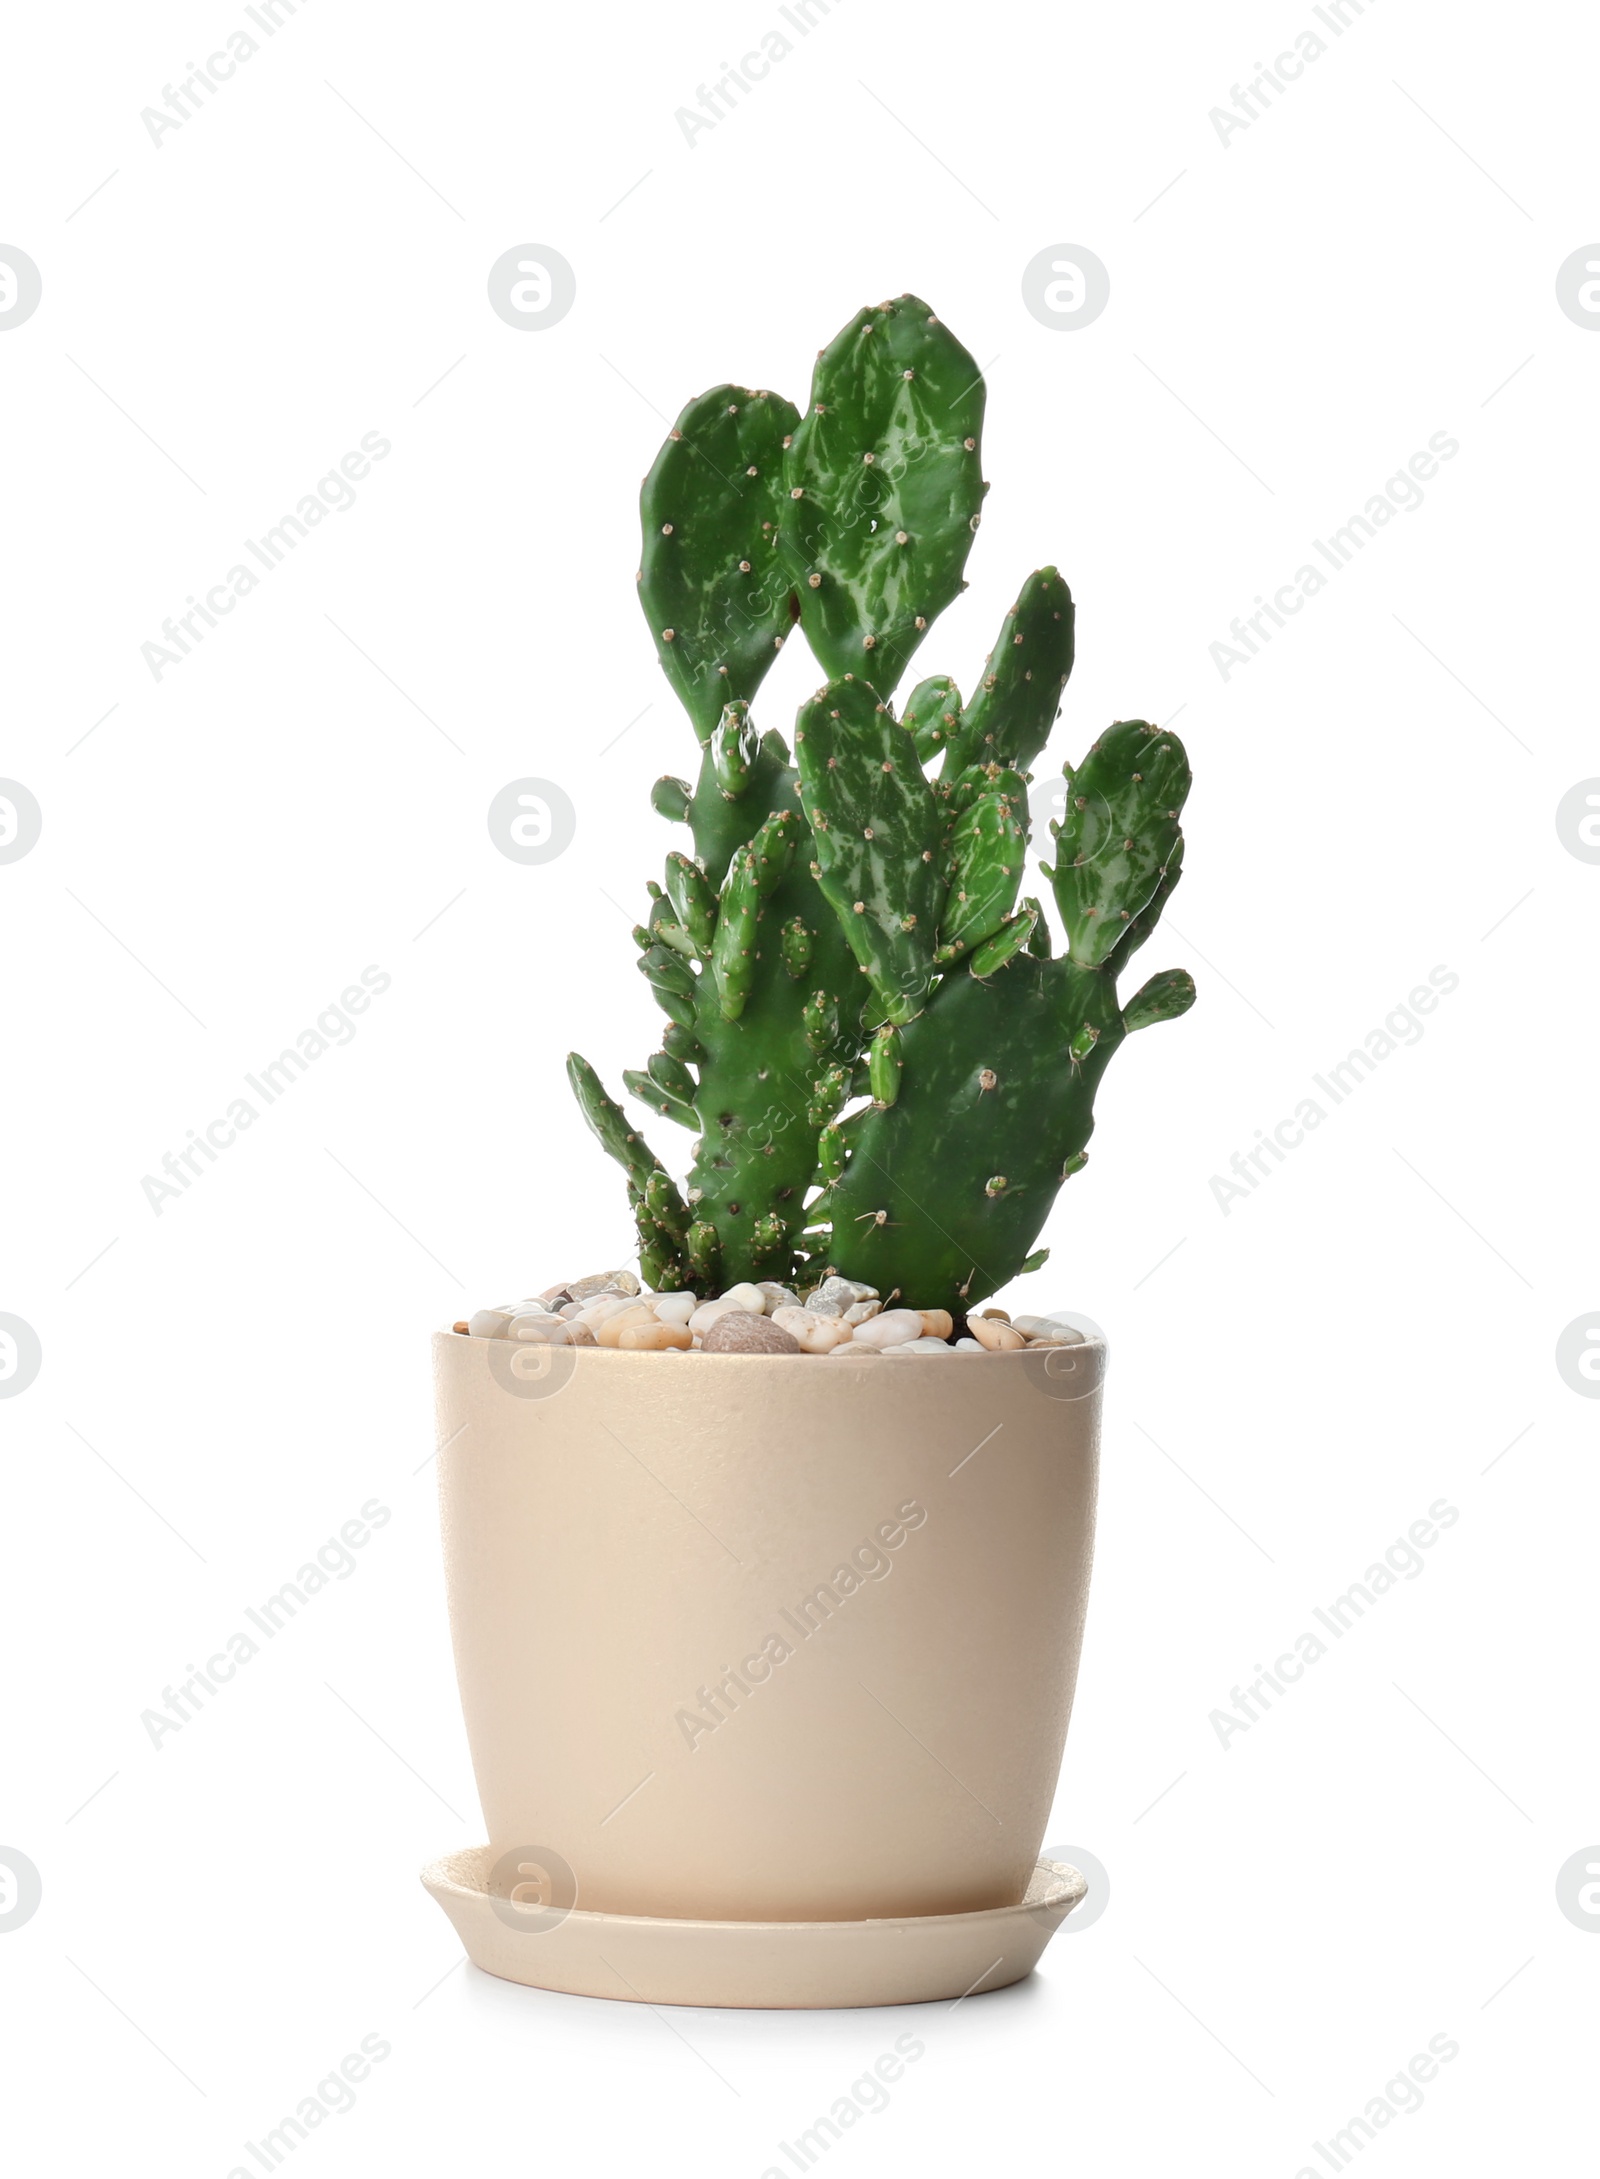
top-left (569, 296), bottom-right (1196, 1314)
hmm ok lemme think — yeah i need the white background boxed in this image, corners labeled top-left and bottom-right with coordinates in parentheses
top-left (2, 1), bottom-right (1596, 2172)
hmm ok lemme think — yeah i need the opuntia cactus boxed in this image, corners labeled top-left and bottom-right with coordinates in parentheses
top-left (568, 296), bottom-right (1196, 1313)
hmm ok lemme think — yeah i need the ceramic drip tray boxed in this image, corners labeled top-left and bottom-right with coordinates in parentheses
top-left (420, 1846), bottom-right (1087, 2010)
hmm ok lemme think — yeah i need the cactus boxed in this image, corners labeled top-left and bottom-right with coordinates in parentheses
top-left (569, 297), bottom-right (1196, 1310)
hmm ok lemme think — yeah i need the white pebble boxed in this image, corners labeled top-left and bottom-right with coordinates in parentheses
top-left (510, 1316), bottom-right (593, 1347)
top-left (719, 1282), bottom-right (769, 1315)
top-left (757, 1282), bottom-right (798, 1314)
top-left (842, 1298), bottom-right (882, 1326)
top-left (569, 1269), bottom-right (640, 1301)
top-left (689, 1296), bottom-right (748, 1336)
top-left (772, 1305), bottom-right (853, 1353)
top-left (650, 1293), bottom-right (696, 1326)
top-left (576, 1294), bottom-right (639, 1331)
top-left (887, 1336), bottom-right (958, 1354)
top-left (467, 1308), bottom-right (513, 1339)
top-left (805, 1276), bottom-right (878, 1318)
top-left (849, 1308), bottom-right (924, 1351)
top-left (955, 1338), bottom-right (984, 1351)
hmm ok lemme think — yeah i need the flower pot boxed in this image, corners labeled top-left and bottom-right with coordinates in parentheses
top-left (427, 1328), bottom-right (1102, 1995)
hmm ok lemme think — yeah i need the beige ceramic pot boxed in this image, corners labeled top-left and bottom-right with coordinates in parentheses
top-left (431, 1328), bottom-right (1103, 1939)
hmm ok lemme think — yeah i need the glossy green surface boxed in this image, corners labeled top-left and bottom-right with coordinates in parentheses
top-left (780, 296), bottom-right (985, 698)
top-left (794, 674), bottom-right (946, 1025)
top-left (638, 386), bottom-right (801, 743)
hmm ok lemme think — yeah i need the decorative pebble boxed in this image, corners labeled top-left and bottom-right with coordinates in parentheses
top-left (688, 1296), bottom-right (748, 1336)
top-left (849, 1308), bottom-right (924, 1351)
top-left (968, 1314), bottom-right (1026, 1352)
top-left (577, 1294), bottom-right (641, 1331)
top-left (619, 1320), bottom-right (693, 1351)
top-left (702, 1311), bottom-right (802, 1354)
top-left (466, 1272), bottom-right (1098, 1361)
top-left (569, 1269), bottom-right (640, 1302)
top-left (507, 1317), bottom-right (594, 1346)
top-left (805, 1276), bottom-right (878, 1318)
top-left (597, 1304), bottom-right (656, 1347)
top-left (719, 1281), bottom-right (769, 1315)
top-left (772, 1306), bottom-right (854, 1353)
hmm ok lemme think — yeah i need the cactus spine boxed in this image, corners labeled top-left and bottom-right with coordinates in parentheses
top-left (569, 298), bottom-right (1196, 1311)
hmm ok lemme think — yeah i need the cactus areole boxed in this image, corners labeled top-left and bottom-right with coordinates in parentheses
top-left (569, 295), bottom-right (1196, 1317)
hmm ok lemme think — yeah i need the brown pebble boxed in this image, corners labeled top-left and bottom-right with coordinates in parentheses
top-left (919, 1309), bottom-right (954, 1341)
top-left (703, 1312), bottom-right (802, 1355)
top-left (452, 1320), bottom-right (470, 1336)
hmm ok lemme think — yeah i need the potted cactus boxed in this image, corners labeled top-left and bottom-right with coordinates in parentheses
top-left (424, 296), bottom-right (1195, 2009)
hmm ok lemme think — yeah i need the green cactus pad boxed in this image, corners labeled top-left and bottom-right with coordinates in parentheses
top-left (936, 773), bottom-right (1028, 960)
top-left (1122, 966), bottom-right (1198, 1032)
top-left (901, 674), bottom-right (962, 767)
top-left (651, 775), bottom-right (693, 823)
top-left (1051, 720), bottom-right (1191, 969)
top-left (664, 851), bottom-right (718, 955)
top-left (945, 568), bottom-right (1074, 775)
top-left (711, 702), bottom-right (759, 798)
top-left (794, 675), bottom-right (946, 1024)
top-left (568, 1052), bottom-right (669, 1195)
top-left (969, 899), bottom-right (1038, 979)
top-left (639, 386), bottom-right (802, 743)
top-left (780, 297), bottom-right (985, 696)
top-left (819, 954), bottom-right (1128, 1311)
top-left (868, 1022), bottom-right (903, 1106)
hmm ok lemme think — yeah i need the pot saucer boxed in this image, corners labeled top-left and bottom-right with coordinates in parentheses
top-left (419, 1847), bottom-right (1086, 2010)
